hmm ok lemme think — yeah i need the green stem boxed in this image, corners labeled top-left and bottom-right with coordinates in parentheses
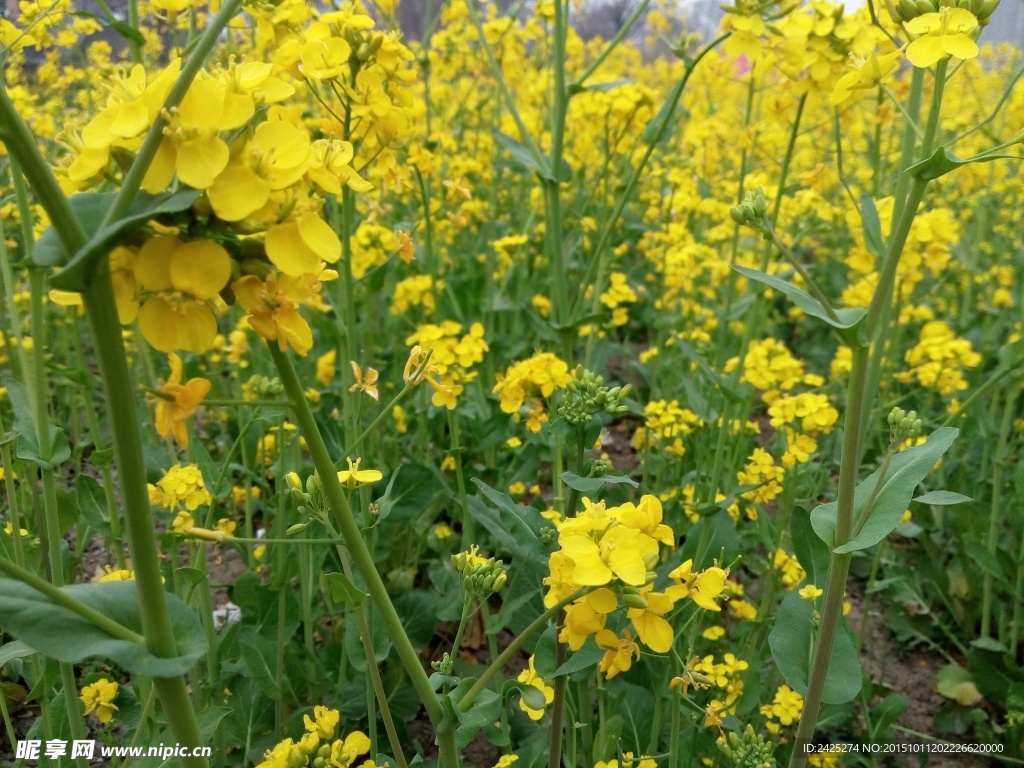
top-left (81, 268), bottom-right (207, 764)
top-left (788, 344), bottom-right (869, 768)
top-left (448, 410), bottom-right (474, 549)
top-left (981, 385), bottom-right (1017, 639)
top-left (267, 343), bottom-right (442, 726)
top-left (459, 588), bottom-right (591, 712)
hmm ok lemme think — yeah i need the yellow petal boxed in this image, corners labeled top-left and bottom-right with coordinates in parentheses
top-left (265, 220), bottom-right (322, 276)
top-left (169, 240), bottom-right (231, 299)
top-left (297, 211), bottom-right (341, 263)
top-left (209, 163), bottom-right (270, 221)
top-left (942, 34), bottom-right (979, 61)
top-left (134, 235), bottom-right (179, 292)
top-left (141, 139), bottom-right (178, 194)
top-left (176, 135), bottom-right (229, 190)
top-left (906, 36), bottom-right (946, 68)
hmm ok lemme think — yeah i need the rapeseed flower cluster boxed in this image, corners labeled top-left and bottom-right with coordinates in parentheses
top-left (545, 495), bottom-right (728, 670)
top-left (493, 352), bottom-right (573, 432)
top-left (256, 705), bottom-right (375, 768)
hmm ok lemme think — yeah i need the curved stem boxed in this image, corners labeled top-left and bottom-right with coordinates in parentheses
top-left (267, 343), bottom-right (443, 726)
top-left (459, 587), bottom-right (591, 713)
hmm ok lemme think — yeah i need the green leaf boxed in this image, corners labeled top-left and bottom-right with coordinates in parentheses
top-left (493, 131), bottom-right (572, 182)
top-left (344, 608), bottom-right (391, 671)
top-left (322, 571), bottom-right (366, 606)
top-left (768, 591), bottom-right (861, 704)
top-left (0, 579), bottom-right (206, 677)
top-left (642, 93), bottom-right (678, 146)
top-left (77, 475), bottom-right (112, 536)
top-left (791, 506), bottom-right (830, 589)
top-left (732, 265), bottom-right (867, 331)
top-left (375, 464), bottom-right (443, 525)
top-left (906, 146), bottom-right (1022, 182)
top-left (0, 640), bottom-right (35, 668)
top-left (560, 471), bottom-right (638, 494)
top-left (913, 490), bottom-right (971, 506)
top-left (811, 428), bottom-right (958, 553)
top-left (860, 194), bottom-right (884, 257)
top-left (501, 679), bottom-right (546, 711)
top-left (469, 480), bottom-right (549, 562)
top-left (41, 189), bottom-right (201, 290)
top-left (4, 379), bottom-right (71, 470)
top-left (447, 677), bottom-right (502, 750)
top-left (936, 663), bottom-right (983, 706)
top-left (552, 636), bottom-right (604, 678)
top-left (393, 590), bottom-right (440, 651)
top-left (191, 439), bottom-right (225, 499)
top-left (238, 626), bottom-right (280, 699)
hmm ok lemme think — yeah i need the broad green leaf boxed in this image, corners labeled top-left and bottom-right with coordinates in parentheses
top-left (913, 490), bottom-right (971, 505)
top-left (936, 663), bottom-right (983, 706)
top-left (469, 480), bottom-right (549, 562)
top-left (732, 265), bottom-right (867, 331)
top-left (790, 506), bottom-right (830, 589)
top-left (77, 475), bottom-right (112, 536)
top-left (0, 640), bottom-right (35, 668)
top-left (860, 194), bottom-right (884, 257)
top-left (811, 428), bottom-right (958, 553)
top-left (967, 642), bottom-right (1024, 705)
top-left (42, 189), bottom-right (201, 290)
top-left (375, 464), bottom-right (444, 525)
top-left (552, 636), bottom-right (604, 678)
top-left (238, 626), bottom-right (280, 698)
top-left (0, 578), bottom-right (206, 677)
top-left (344, 608), bottom-right (391, 671)
top-left (447, 677), bottom-right (501, 750)
top-left (768, 591), bottom-right (861, 704)
top-left (4, 379), bottom-right (71, 470)
top-left (322, 571), bottom-right (366, 606)
top-left (560, 471), bottom-right (638, 494)
top-left (393, 590), bottom-right (440, 651)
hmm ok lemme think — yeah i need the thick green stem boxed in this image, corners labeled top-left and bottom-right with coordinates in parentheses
top-left (81, 269), bottom-right (207, 765)
top-left (981, 386), bottom-right (1017, 638)
top-left (267, 344), bottom-right (442, 726)
top-left (788, 344), bottom-right (869, 768)
top-left (459, 588), bottom-right (590, 712)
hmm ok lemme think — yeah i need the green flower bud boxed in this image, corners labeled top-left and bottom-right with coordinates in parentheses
top-left (286, 523), bottom-right (307, 536)
top-left (620, 592), bottom-right (649, 609)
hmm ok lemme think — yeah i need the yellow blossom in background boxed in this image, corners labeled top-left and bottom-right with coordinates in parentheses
top-left (80, 679), bottom-right (119, 723)
top-left (349, 361), bottom-right (380, 401)
top-left (337, 457), bottom-right (383, 488)
top-left (799, 584), bottom-right (824, 600)
top-left (152, 353), bottom-right (210, 449)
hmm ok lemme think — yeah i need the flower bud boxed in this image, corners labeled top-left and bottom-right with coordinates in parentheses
top-left (286, 523), bottom-right (308, 536)
top-left (620, 592), bottom-right (649, 609)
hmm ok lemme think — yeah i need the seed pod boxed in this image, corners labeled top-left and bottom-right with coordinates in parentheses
top-left (620, 592), bottom-right (649, 609)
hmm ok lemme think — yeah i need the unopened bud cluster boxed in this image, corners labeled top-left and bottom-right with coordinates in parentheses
top-left (728, 188), bottom-right (770, 238)
top-left (888, 407), bottom-right (923, 445)
top-left (886, 0), bottom-right (998, 25)
top-left (285, 471), bottom-right (327, 527)
top-left (452, 547), bottom-right (507, 598)
top-left (716, 724), bottom-right (776, 768)
top-left (559, 367), bottom-right (631, 426)
top-left (247, 375), bottom-right (285, 399)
